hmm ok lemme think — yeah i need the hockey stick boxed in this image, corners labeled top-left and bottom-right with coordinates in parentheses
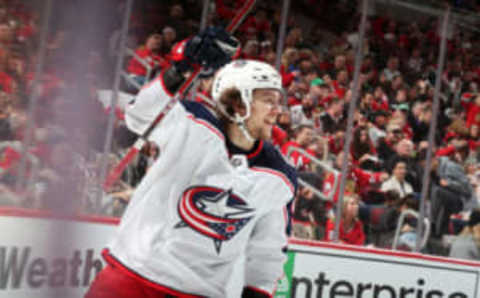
top-left (103, 0), bottom-right (256, 191)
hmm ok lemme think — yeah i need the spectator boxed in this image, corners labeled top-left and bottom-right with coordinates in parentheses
top-left (381, 158), bottom-right (413, 198)
top-left (162, 4), bottom-right (189, 40)
top-left (332, 69), bottom-right (349, 97)
top-left (0, 92), bottom-right (12, 140)
top-left (350, 126), bottom-right (377, 167)
top-left (328, 54), bottom-right (346, 79)
top-left (239, 39), bottom-right (260, 60)
top-left (280, 47), bottom-right (299, 87)
top-left (382, 56), bottom-right (400, 82)
top-left (0, 22), bottom-right (13, 46)
top-left (239, 8), bottom-right (271, 40)
top-left (430, 153), bottom-right (474, 238)
top-left (377, 123), bottom-right (402, 161)
top-left (309, 77), bottom-right (330, 107)
top-left (322, 151), bottom-right (388, 206)
top-left (126, 32), bottom-right (167, 87)
top-left (162, 26), bottom-right (177, 53)
top-left (367, 109), bottom-right (389, 147)
top-left (319, 97), bottom-right (345, 134)
top-left (0, 51), bottom-right (15, 94)
top-left (292, 172), bottom-right (327, 240)
top-left (325, 195), bottom-right (366, 245)
top-left (410, 101), bottom-right (432, 142)
top-left (276, 107), bottom-right (292, 135)
top-left (466, 161), bottom-right (480, 205)
top-left (449, 209), bottom-right (480, 260)
top-left (281, 124), bottom-right (315, 170)
top-left (465, 94), bottom-right (480, 129)
top-left (407, 48), bottom-right (423, 75)
top-left (290, 92), bottom-right (315, 127)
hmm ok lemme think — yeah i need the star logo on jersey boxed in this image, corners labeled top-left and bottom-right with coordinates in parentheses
top-left (175, 186), bottom-right (254, 254)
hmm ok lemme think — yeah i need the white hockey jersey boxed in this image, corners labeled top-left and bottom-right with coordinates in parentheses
top-left (107, 75), bottom-right (297, 297)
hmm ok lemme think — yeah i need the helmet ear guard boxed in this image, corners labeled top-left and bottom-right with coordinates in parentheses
top-left (215, 87), bottom-right (251, 125)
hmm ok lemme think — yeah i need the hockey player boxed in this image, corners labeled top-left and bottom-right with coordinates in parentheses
top-left (86, 27), bottom-right (297, 298)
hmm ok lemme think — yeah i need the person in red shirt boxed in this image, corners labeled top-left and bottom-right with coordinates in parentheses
top-left (325, 195), bottom-right (366, 245)
top-left (467, 124), bottom-right (480, 151)
top-left (126, 32), bottom-right (168, 87)
top-left (0, 23), bottom-right (13, 46)
top-left (281, 124), bottom-right (315, 170)
top-left (239, 9), bottom-right (271, 40)
top-left (0, 71), bottom-right (14, 94)
top-left (322, 151), bottom-right (388, 206)
top-left (215, 0), bottom-right (247, 21)
top-left (327, 54), bottom-right (346, 79)
top-left (271, 125), bottom-right (288, 148)
top-left (280, 48), bottom-right (299, 87)
top-left (372, 86), bottom-right (389, 112)
top-left (465, 94), bottom-right (480, 128)
top-left (239, 39), bottom-right (260, 60)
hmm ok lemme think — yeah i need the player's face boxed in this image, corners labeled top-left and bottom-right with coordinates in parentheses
top-left (246, 89), bottom-right (282, 140)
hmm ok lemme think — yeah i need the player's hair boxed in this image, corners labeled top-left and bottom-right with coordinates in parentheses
top-left (216, 87), bottom-right (245, 125)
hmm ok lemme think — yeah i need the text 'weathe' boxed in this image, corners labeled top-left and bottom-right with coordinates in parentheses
top-left (0, 247), bottom-right (103, 289)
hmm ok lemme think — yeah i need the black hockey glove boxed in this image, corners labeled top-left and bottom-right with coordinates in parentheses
top-left (164, 26), bottom-right (239, 94)
top-left (173, 26), bottom-right (239, 74)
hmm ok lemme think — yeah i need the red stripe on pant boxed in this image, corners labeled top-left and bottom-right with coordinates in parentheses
top-left (85, 250), bottom-right (203, 298)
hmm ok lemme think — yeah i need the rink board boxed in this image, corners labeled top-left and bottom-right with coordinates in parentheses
top-left (276, 239), bottom-right (480, 298)
top-left (1, 208), bottom-right (480, 298)
top-left (0, 208), bottom-right (118, 298)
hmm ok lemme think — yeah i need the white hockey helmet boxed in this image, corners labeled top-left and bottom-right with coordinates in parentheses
top-left (212, 59), bottom-right (283, 124)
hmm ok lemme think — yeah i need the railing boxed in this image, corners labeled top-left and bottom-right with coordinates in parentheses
top-left (286, 146), bottom-right (339, 202)
top-left (120, 47), bottom-right (154, 91)
top-left (392, 209), bottom-right (431, 251)
top-left (0, 141), bottom-right (41, 207)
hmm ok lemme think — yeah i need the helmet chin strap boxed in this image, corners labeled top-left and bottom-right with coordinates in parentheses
top-left (237, 120), bottom-right (254, 143)
top-left (235, 114), bottom-right (254, 143)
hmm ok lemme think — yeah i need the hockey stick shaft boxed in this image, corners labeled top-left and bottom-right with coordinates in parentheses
top-left (104, 0), bottom-right (256, 191)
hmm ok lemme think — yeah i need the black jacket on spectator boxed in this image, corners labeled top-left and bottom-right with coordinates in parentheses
top-left (320, 113), bottom-right (345, 134)
top-left (377, 137), bottom-right (396, 162)
top-left (293, 195), bottom-right (326, 225)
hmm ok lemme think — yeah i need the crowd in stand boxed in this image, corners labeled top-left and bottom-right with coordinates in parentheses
top-left (1, 0), bottom-right (480, 258)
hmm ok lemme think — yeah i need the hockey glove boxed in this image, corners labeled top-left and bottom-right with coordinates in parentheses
top-left (171, 26), bottom-right (239, 74)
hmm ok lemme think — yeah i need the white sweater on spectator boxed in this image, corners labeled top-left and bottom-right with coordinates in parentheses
top-left (381, 176), bottom-right (413, 198)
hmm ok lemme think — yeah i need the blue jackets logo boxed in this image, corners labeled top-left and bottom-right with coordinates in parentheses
top-left (176, 186), bottom-right (254, 253)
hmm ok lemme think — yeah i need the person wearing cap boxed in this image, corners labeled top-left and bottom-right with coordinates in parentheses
top-left (310, 77), bottom-right (331, 106)
top-left (449, 209), bottom-right (480, 260)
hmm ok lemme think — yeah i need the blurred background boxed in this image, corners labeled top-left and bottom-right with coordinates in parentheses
top-left (1, 0), bottom-right (480, 260)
